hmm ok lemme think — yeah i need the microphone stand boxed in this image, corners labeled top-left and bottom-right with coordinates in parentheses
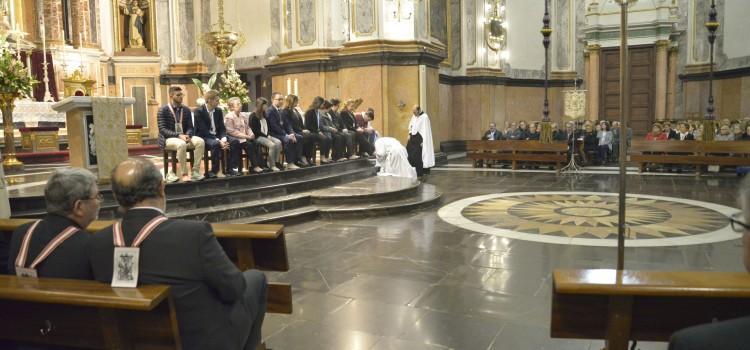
top-left (561, 121), bottom-right (582, 173)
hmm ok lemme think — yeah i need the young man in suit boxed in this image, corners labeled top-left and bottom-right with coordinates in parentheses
top-left (88, 158), bottom-right (267, 350)
top-left (267, 92), bottom-right (300, 169)
top-left (157, 86), bottom-right (205, 182)
top-left (7, 168), bottom-right (100, 279)
top-left (194, 90), bottom-right (229, 178)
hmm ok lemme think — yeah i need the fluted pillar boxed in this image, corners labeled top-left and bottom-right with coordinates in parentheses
top-left (666, 46), bottom-right (678, 120)
top-left (654, 40), bottom-right (669, 121)
top-left (587, 45), bottom-right (601, 121)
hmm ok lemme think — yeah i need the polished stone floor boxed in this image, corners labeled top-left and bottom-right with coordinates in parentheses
top-left (262, 159), bottom-right (744, 350)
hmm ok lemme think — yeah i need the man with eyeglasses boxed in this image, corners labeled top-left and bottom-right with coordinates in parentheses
top-left (6, 168), bottom-right (100, 279)
top-left (668, 176), bottom-right (750, 349)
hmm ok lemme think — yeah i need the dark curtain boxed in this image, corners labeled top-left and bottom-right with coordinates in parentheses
top-left (19, 50), bottom-right (60, 102)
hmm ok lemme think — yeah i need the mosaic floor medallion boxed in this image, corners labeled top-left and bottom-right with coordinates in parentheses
top-left (438, 192), bottom-right (741, 247)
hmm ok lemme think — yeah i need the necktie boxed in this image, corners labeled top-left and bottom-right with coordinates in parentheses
top-left (209, 109), bottom-right (216, 135)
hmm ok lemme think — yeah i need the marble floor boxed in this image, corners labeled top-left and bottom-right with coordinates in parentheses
top-left (261, 159), bottom-right (744, 350)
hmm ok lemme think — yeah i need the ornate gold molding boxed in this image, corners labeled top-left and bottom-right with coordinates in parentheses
top-left (294, 0), bottom-right (316, 46)
top-left (340, 39), bottom-right (445, 57)
top-left (273, 48), bottom-right (339, 64)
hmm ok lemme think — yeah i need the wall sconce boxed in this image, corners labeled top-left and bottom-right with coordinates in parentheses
top-left (485, 0), bottom-right (507, 52)
top-left (386, 0), bottom-right (414, 22)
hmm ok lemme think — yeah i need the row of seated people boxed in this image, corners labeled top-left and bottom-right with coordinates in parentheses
top-left (0, 162), bottom-right (267, 350)
top-left (158, 87), bottom-right (378, 183)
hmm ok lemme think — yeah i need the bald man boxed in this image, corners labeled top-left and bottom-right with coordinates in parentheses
top-left (87, 159), bottom-right (267, 350)
top-left (668, 176), bottom-right (750, 350)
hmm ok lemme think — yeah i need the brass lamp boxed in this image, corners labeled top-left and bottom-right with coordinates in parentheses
top-left (200, 0), bottom-right (244, 65)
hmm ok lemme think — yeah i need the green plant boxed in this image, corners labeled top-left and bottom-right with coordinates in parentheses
top-left (0, 40), bottom-right (37, 97)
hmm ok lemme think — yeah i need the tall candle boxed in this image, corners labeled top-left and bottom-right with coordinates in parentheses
top-left (79, 33), bottom-right (84, 72)
top-left (294, 79), bottom-right (298, 96)
top-left (286, 78), bottom-right (291, 95)
top-left (82, 14), bottom-right (87, 43)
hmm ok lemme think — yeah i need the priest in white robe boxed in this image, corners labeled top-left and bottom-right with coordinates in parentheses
top-left (407, 105), bottom-right (435, 177)
top-left (374, 137), bottom-right (417, 178)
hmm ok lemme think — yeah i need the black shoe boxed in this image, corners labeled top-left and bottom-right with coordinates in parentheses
top-left (226, 170), bottom-right (241, 177)
top-left (205, 172), bottom-right (217, 179)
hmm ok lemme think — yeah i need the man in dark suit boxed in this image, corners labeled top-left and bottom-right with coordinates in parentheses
top-left (664, 121), bottom-right (679, 140)
top-left (482, 122), bottom-right (503, 140)
top-left (88, 158), bottom-right (267, 350)
top-left (194, 90), bottom-right (229, 178)
top-left (157, 86), bottom-right (205, 182)
top-left (668, 176), bottom-right (750, 350)
top-left (672, 122), bottom-right (695, 141)
top-left (267, 92), bottom-right (300, 169)
top-left (7, 168), bottom-right (99, 279)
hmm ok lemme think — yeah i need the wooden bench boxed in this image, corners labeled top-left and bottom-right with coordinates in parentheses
top-left (466, 140), bottom-right (569, 173)
top-left (551, 269), bottom-right (750, 350)
top-left (0, 219), bottom-right (292, 314)
top-left (0, 275), bottom-right (180, 349)
top-left (628, 140), bottom-right (750, 175)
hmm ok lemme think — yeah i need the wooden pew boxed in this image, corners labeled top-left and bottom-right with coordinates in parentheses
top-left (0, 275), bottom-right (180, 349)
top-left (466, 140), bottom-right (569, 173)
top-left (551, 269), bottom-right (750, 350)
top-left (628, 140), bottom-right (750, 174)
top-left (0, 219), bottom-right (292, 314)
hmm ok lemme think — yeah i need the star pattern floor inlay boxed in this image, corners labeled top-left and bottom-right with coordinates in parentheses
top-left (438, 192), bottom-right (741, 247)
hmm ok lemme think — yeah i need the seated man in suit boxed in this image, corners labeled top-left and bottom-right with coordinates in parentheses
top-left (88, 158), bottom-right (267, 350)
top-left (482, 122), bottom-right (503, 141)
top-left (668, 176), bottom-right (750, 350)
top-left (194, 90), bottom-right (229, 178)
top-left (7, 168), bottom-right (99, 279)
top-left (157, 86), bottom-right (205, 182)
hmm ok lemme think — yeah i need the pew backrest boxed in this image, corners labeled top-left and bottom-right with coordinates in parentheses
top-left (0, 219), bottom-right (293, 314)
top-left (551, 269), bottom-right (750, 346)
top-left (0, 275), bottom-right (181, 349)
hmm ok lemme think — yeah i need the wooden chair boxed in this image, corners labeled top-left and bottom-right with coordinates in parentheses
top-left (162, 149), bottom-right (195, 177)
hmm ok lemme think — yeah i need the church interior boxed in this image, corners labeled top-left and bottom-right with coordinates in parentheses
top-left (0, 0), bottom-right (749, 349)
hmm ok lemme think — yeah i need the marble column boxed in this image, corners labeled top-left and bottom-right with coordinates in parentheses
top-left (587, 45), bottom-right (600, 121)
top-left (666, 46), bottom-right (678, 120)
top-left (654, 40), bottom-right (669, 121)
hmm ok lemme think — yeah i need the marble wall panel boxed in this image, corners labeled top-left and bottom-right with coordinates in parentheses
top-left (426, 67), bottom-right (444, 148)
top-left (270, 0), bottom-right (281, 54)
top-left (718, 78), bottom-right (741, 119)
top-left (743, 77), bottom-right (750, 120)
top-left (465, 0), bottom-right (476, 65)
top-left (296, 0), bottom-right (316, 46)
top-left (339, 66), bottom-right (384, 133)
top-left (430, 0), bottom-right (447, 43)
top-left (451, 84), bottom-right (466, 138)
top-left (691, 0), bottom-right (710, 63)
top-left (450, 0), bottom-right (461, 70)
top-left (439, 83), bottom-right (454, 140)
top-left (553, 0), bottom-right (570, 70)
top-left (353, 0), bottom-right (376, 36)
top-left (386, 66), bottom-right (419, 145)
top-left (178, 0), bottom-right (196, 60)
top-left (284, 0), bottom-right (292, 48)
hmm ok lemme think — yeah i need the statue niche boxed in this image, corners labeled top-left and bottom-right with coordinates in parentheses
top-left (118, 0), bottom-right (150, 51)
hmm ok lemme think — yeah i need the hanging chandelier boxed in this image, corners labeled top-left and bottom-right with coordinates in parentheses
top-left (200, 0), bottom-right (244, 65)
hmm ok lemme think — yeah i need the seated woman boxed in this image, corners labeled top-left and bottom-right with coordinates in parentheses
top-left (645, 123), bottom-right (668, 141)
top-left (526, 124), bottom-right (540, 140)
top-left (582, 123), bottom-right (598, 164)
top-left (715, 125), bottom-right (735, 141)
top-left (597, 121), bottom-right (613, 165)
top-left (225, 97), bottom-right (264, 175)
top-left (249, 98), bottom-right (282, 172)
top-left (743, 125), bottom-right (750, 141)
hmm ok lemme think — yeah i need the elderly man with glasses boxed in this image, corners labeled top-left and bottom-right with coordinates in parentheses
top-left (6, 168), bottom-right (100, 279)
top-left (668, 176), bottom-right (750, 349)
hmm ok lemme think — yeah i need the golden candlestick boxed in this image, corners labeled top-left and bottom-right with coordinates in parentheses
top-left (1, 92), bottom-right (23, 171)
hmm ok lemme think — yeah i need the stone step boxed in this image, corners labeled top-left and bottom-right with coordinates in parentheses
top-left (169, 193), bottom-right (311, 223)
top-left (310, 176), bottom-right (421, 205)
top-left (319, 183), bottom-right (442, 219)
top-left (233, 183), bottom-right (442, 225)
